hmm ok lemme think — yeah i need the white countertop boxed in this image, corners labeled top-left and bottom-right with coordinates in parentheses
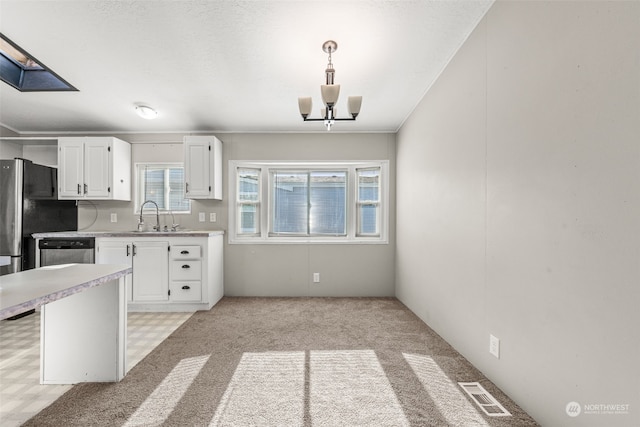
top-left (0, 263), bottom-right (132, 320)
top-left (32, 230), bottom-right (224, 238)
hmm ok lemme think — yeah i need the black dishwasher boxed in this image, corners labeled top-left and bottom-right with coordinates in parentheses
top-left (39, 238), bottom-right (95, 266)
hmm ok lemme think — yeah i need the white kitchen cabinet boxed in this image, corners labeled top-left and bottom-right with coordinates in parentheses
top-left (58, 137), bottom-right (131, 200)
top-left (96, 240), bottom-right (169, 303)
top-left (96, 240), bottom-right (133, 302)
top-left (169, 245), bottom-right (202, 302)
top-left (131, 241), bottom-right (169, 301)
top-left (184, 135), bottom-right (222, 200)
top-left (95, 233), bottom-right (223, 312)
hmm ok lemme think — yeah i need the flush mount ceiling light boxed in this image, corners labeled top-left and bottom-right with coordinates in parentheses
top-left (135, 105), bottom-right (158, 120)
top-left (298, 40), bottom-right (362, 131)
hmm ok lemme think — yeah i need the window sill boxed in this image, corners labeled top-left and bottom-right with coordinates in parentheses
top-left (229, 237), bottom-right (388, 245)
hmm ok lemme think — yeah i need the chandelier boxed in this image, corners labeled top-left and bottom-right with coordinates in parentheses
top-left (297, 40), bottom-right (362, 131)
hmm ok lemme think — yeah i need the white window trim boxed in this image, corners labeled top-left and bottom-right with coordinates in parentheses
top-left (134, 162), bottom-right (191, 214)
top-left (228, 160), bottom-right (389, 244)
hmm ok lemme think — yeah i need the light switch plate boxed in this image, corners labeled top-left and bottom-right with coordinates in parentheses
top-left (199, 212), bottom-right (205, 222)
top-left (210, 212), bottom-right (217, 222)
top-left (110, 213), bottom-right (117, 223)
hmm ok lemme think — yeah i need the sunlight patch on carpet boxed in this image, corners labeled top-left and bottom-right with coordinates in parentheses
top-left (123, 354), bottom-right (210, 427)
top-left (310, 350), bottom-right (410, 426)
top-left (209, 351), bottom-right (305, 426)
top-left (403, 353), bottom-right (489, 426)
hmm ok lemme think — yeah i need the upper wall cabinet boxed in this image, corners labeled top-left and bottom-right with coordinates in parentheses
top-left (184, 135), bottom-right (222, 200)
top-left (58, 137), bottom-right (131, 201)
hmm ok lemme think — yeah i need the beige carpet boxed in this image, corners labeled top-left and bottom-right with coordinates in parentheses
top-left (24, 297), bottom-right (539, 426)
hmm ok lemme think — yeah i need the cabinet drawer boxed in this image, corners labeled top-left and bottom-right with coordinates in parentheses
top-left (170, 281), bottom-right (202, 302)
top-left (170, 245), bottom-right (201, 260)
top-left (171, 260), bottom-right (202, 280)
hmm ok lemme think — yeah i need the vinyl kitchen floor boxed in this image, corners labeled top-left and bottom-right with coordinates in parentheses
top-left (0, 310), bottom-right (193, 427)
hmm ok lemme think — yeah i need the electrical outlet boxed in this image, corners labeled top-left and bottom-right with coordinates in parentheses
top-left (210, 212), bottom-right (217, 222)
top-left (110, 213), bottom-right (117, 223)
top-left (489, 334), bottom-right (500, 359)
top-left (198, 212), bottom-right (205, 222)
top-left (313, 273), bottom-right (320, 283)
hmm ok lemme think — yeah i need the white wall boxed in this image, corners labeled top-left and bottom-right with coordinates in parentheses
top-left (0, 143), bottom-right (57, 166)
top-left (0, 125), bottom-right (23, 159)
top-left (1, 126), bottom-right (58, 164)
top-left (0, 141), bottom-right (22, 160)
top-left (396, 2), bottom-right (639, 426)
top-left (0, 125), bottom-right (19, 137)
top-left (0, 124), bottom-right (58, 166)
top-left (223, 133), bottom-right (396, 297)
top-left (22, 145), bottom-right (58, 166)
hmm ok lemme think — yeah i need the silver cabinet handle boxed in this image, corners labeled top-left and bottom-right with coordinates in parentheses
top-left (77, 184), bottom-right (82, 195)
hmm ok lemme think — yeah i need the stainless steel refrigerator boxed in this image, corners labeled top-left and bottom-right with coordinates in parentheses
top-left (0, 158), bottom-right (78, 276)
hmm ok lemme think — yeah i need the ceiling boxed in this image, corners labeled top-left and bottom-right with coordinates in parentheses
top-left (0, 1), bottom-right (492, 134)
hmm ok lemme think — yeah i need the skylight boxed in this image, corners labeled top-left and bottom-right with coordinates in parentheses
top-left (0, 33), bottom-right (77, 92)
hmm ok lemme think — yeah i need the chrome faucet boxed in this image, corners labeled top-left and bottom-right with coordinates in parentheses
top-left (139, 200), bottom-right (160, 231)
top-left (168, 209), bottom-right (179, 231)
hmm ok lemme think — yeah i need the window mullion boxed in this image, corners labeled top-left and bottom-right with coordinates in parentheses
top-left (348, 166), bottom-right (356, 239)
top-left (164, 168), bottom-right (171, 211)
top-left (261, 168), bottom-right (269, 239)
top-left (306, 171), bottom-right (311, 236)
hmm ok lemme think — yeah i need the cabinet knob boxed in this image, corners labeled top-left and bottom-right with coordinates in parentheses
top-left (181, 264), bottom-right (190, 269)
top-left (180, 250), bottom-right (189, 254)
top-left (181, 285), bottom-right (191, 290)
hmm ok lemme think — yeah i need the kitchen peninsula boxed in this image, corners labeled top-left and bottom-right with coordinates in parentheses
top-left (33, 230), bottom-right (224, 312)
top-left (0, 263), bottom-right (131, 384)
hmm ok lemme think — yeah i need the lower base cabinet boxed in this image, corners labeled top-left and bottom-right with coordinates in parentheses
top-left (96, 234), bottom-right (223, 312)
top-left (169, 281), bottom-right (202, 301)
top-left (95, 240), bottom-right (169, 302)
top-left (132, 241), bottom-right (169, 302)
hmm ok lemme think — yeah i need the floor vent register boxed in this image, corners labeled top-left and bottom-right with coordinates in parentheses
top-left (458, 382), bottom-right (512, 417)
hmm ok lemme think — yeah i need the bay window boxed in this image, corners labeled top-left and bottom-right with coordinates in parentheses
top-left (229, 161), bottom-right (388, 244)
